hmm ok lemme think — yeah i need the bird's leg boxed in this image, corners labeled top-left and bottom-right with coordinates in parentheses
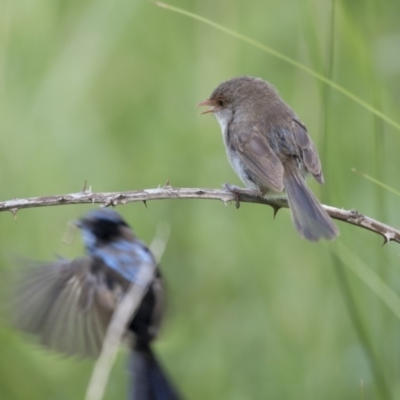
top-left (223, 183), bottom-right (263, 209)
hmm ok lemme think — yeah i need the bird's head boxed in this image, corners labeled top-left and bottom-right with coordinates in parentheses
top-left (76, 209), bottom-right (134, 250)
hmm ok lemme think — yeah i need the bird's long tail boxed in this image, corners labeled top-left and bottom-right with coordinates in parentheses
top-left (283, 164), bottom-right (339, 241)
top-left (129, 342), bottom-right (181, 400)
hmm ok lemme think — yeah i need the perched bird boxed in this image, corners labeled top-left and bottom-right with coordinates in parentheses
top-left (11, 209), bottom-right (181, 400)
top-left (198, 76), bottom-right (339, 241)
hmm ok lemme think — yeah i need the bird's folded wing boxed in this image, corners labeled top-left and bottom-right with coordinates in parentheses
top-left (291, 119), bottom-right (323, 184)
top-left (234, 125), bottom-right (285, 192)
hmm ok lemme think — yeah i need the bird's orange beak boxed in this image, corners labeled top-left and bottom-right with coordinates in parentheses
top-left (196, 99), bottom-right (217, 115)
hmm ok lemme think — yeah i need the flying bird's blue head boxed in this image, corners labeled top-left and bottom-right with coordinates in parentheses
top-left (76, 209), bottom-right (133, 251)
top-left (75, 209), bottom-right (154, 283)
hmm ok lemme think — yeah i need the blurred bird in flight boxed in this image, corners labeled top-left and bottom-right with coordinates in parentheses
top-left (11, 209), bottom-right (181, 400)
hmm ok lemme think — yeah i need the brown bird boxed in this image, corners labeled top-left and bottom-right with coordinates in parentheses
top-left (198, 76), bottom-right (339, 241)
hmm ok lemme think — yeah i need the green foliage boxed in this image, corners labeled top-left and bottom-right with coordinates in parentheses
top-left (1, 0), bottom-right (400, 399)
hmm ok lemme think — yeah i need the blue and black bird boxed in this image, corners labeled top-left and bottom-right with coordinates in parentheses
top-left (12, 209), bottom-right (181, 400)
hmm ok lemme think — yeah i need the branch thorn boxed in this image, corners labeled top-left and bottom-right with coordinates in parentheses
top-left (81, 179), bottom-right (87, 192)
top-left (272, 205), bottom-right (281, 218)
top-left (163, 178), bottom-right (172, 189)
top-left (382, 231), bottom-right (395, 246)
top-left (10, 208), bottom-right (18, 221)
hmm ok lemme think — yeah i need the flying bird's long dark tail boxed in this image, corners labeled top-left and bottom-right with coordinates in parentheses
top-left (129, 342), bottom-right (181, 400)
top-left (283, 164), bottom-right (339, 241)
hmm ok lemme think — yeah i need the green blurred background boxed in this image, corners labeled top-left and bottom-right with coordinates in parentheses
top-left (1, 0), bottom-right (400, 399)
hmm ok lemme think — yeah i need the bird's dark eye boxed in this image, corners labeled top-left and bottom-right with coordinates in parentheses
top-left (218, 99), bottom-right (225, 107)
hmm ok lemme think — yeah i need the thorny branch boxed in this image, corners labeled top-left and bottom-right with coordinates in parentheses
top-left (1, 186), bottom-right (399, 244)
